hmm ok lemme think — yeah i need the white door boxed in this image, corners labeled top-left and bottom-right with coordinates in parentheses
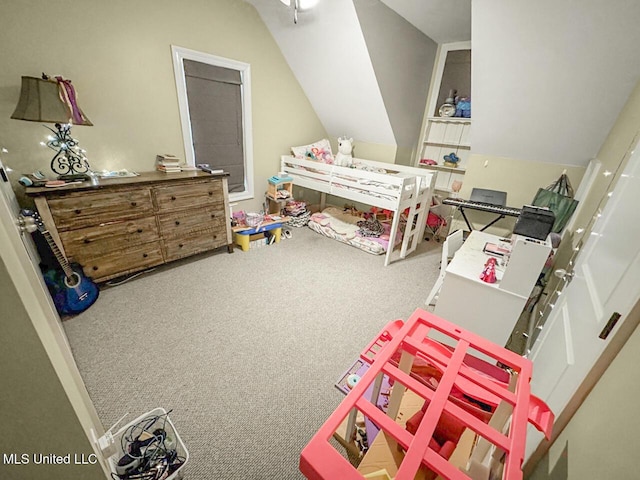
top-left (0, 157), bottom-right (42, 263)
top-left (0, 157), bottom-right (111, 477)
top-left (525, 139), bottom-right (640, 459)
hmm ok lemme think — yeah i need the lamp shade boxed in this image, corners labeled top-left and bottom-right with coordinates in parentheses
top-left (11, 76), bottom-right (92, 126)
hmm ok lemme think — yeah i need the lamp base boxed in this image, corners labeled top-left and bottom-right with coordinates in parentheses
top-left (58, 173), bottom-right (90, 182)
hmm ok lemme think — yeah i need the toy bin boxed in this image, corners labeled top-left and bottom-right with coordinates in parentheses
top-left (107, 408), bottom-right (189, 480)
top-left (300, 309), bottom-right (554, 480)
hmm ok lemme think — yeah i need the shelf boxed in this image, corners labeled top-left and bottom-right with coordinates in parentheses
top-left (427, 116), bottom-right (471, 123)
top-left (423, 141), bottom-right (471, 149)
top-left (418, 164), bottom-right (466, 174)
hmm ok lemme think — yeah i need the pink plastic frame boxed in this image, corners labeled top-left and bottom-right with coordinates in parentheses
top-left (299, 308), bottom-right (554, 480)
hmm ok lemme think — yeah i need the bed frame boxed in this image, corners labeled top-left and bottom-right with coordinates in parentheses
top-left (280, 155), bottom-right (436, 266)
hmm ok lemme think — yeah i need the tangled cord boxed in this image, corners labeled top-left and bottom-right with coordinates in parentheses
top-left (111, 410), bottom-right (185, 480)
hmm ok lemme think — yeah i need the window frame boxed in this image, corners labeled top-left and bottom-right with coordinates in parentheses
top-left (171, 45), bottom-right (254, 202)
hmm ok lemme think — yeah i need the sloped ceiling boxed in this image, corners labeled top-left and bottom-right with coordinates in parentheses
top-left (380, 0), bottom-right (471, 43)
top-left (245, 0), bottom-right (471, 157)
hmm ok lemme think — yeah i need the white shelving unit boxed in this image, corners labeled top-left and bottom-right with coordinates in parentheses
top-left (419, 117), bottom-right (470, 193)
top-left (416, 41), bottom-right (471, 195)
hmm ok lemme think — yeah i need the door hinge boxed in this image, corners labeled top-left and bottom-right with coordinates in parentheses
top-left (599, 312), bottom-right (622, 339)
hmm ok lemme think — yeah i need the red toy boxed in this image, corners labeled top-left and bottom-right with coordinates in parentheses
top-left (299, 309), bottom-right (554, 480)
top-left (480, 257), bottom-right (497, 283)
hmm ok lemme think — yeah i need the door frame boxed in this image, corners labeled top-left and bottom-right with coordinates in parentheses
top-left (0, 163), bottom-right (111, 478)
top-left (524, 300), bottom-right (640, 475)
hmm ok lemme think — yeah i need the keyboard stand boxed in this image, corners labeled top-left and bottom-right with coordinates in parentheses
top-left (442, 198), bottom-right (522, 231)
top-left (458, 205), bottom-right (508, 231)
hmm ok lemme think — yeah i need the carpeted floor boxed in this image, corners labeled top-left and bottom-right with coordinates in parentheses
top-left (63, 226), bottom-right (442, 479)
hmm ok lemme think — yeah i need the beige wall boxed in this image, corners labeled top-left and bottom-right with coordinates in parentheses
top-left (345, 140), bottom-right (397, 164)
top-left (450, 154), bottom-right (585, 236)
top-left (0, 255), bottom-right (105, 480)
top-left (546, 80), bottom-right (640, 297)
top-left (528, 324), bottom-right (640, 480)
top-left (0, 0), bottom-right (327, 213)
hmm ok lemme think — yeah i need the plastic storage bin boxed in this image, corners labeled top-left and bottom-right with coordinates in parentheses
top-left (300, 309), bottom-right (554, 480)
top-left (107, 408), bottom-right (189, 480)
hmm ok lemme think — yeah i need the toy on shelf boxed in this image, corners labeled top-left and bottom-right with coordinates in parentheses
top-left (455, 97), bottom-right (471, 118)
top-left (443, 152), bottom-right (460, 168)
top-left (300, 309), bottom-right (554, 480)
top-left (267, 175), bottom-right (293, 200)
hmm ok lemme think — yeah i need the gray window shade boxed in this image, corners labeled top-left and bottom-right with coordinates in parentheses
top-left (184, 59), bottom-right (245, 193)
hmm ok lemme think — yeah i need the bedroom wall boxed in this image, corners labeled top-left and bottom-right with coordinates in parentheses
top-left (0, 0), bottom-right (328, 212)
top-left (353, 0), bottom-right (438, 166)
top-left (0, 257), bottom-right (105, 480)
top-left (246, 0), bottom-right (397, 163)
top-left (471, 0), bottom-right (640, 167)
top-left (455, 0), bottom-right (640, 236)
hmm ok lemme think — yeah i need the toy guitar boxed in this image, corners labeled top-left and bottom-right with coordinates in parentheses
top-left (21, 209), bottom-right (99, 315)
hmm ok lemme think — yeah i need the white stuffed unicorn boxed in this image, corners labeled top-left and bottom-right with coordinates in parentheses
top-left (334, 136), bottom-right (354, 167)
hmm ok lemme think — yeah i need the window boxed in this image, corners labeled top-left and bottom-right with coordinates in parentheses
top-left (172, 46), bottom-right (254, 201)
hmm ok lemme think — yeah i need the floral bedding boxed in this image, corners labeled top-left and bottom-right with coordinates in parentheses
top-left (307, 207), bottom-right (402, 255)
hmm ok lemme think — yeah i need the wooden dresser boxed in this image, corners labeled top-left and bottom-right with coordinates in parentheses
top-left (26, 171), bottom-right (233, 283)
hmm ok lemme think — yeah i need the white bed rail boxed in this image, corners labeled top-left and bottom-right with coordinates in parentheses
top-left (281, 155), bottom-right (435, 265)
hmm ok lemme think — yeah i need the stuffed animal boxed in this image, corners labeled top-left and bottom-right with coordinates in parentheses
top-left (334, 136), bottom-right (354, 167)
top-left (455, 97), bottom-right (471, 118)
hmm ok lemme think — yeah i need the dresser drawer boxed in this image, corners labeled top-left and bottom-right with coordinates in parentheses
top-left (81, 242), bottom-right (164, 281)
top-left (48, 189), bottom-right (153, 230)
top-left (158, 206), bottom-right (226, 238)
top-left (163, 230), bottom-right (227, 262)
top-left (153, 179), bottom-right (223, 212)
top-left (60, 216), bottom-right (159, 258)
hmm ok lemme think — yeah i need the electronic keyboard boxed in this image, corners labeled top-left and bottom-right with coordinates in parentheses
top-left (443, 198), bottom-right (522, 217)
top-left (442, 198), bottom-right (522, 231)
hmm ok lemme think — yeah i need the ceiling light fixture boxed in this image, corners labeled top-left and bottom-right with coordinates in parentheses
top-left (281, 0), bottom-right (319, 24)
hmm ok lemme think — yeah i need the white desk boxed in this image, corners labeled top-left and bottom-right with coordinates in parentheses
top-left (433, 231), bottom-right (551, 350)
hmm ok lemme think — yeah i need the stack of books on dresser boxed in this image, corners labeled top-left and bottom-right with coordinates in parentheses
top-left (156, 154), bottom-right (182, 173)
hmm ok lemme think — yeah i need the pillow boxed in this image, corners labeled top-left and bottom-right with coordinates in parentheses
top-left (291, 139), bottom-right (334, 164)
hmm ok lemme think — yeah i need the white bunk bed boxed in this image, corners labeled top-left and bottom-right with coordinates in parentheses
top-left (280, 155), bottom-right (436, 266)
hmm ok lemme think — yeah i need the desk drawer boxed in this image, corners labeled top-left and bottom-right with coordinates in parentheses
top-left (158, 206), bottom-right (225, 238)
top-left (81, 241), bottom-right (164, 281)
top-left (153, 180), bottom-right (223, 212)
top-left (60, 216), bottom-right (159, 258)
top-left (48, 189), bottom-right (153, 230)
top-left (163, 230), bottom-right (227, 262)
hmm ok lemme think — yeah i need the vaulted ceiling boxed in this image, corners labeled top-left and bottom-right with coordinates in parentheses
top-left (245, 0), bottom-right (471, 162)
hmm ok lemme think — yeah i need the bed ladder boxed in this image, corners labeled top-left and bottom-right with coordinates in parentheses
top-left (384, 176), bottom-right (428, 266)
top-left (400, 176), bottom-right (428, 259)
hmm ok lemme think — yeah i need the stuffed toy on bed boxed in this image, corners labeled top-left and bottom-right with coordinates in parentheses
top-left (334, 137), bottom-right (354, 167)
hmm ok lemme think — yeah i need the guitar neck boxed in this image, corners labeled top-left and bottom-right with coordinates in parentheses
top-left (42, 230), bottom-right (74, 278)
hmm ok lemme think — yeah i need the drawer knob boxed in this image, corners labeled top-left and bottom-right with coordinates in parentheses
top-left (179, 243), bottom-right (184, 248)
top-left (137, 228), bottom-right (143, 233)
top-left (208, 191), bottom-right (213, 196)
top-left (175, 220), bottom-right (180, 226)
top-left (84, 238), bottom-right (91, 244)
top-left (171, 195), bottom-right (176, 201)
top-left (211, 214), bottom-right (216, 218)
top-left (75, 209), bottom-right (82, 214)
top-left (143, 253), bottom-right (148, 258)
top-left (92, 266), bottom-right (98, 271)
top-left (213, 235), bottom-right (217, 239)
top-left (131, 201), bottom-right (137, 207)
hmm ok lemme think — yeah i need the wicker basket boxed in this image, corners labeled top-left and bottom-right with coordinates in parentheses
top-left (289, 210), bottom-right (311, 227)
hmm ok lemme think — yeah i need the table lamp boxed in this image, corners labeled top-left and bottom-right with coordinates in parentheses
top-left (11, 74), bottom-right (93, 180)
